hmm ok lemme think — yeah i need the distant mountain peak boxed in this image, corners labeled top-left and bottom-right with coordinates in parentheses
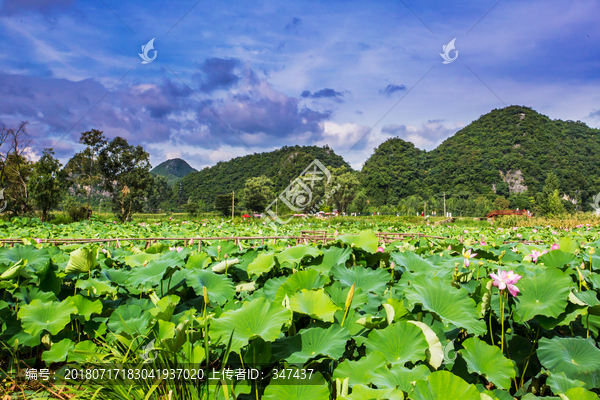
top-left (151, 158), bottom-right (197, 184)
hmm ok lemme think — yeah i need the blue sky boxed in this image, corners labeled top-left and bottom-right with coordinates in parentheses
top-left (0, 0), bottom-right (599, 170)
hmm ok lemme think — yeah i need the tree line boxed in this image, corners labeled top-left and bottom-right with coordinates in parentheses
top-left (0, 124), bottom-right (154, 222)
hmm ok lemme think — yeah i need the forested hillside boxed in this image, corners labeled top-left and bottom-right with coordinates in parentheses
top-left (362, 106), bottom-right (600, 212)
top-left (180, 145), bottom-right (351, 208)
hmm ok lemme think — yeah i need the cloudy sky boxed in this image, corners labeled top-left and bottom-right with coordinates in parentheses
top-left (0, 0), bottom-right (599, 170)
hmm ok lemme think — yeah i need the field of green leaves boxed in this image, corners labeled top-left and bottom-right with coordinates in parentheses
top-left (1, 217), bottom-right (600, 399)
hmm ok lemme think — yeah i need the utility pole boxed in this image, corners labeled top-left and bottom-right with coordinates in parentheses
top-left (232, 190), bottom-right (235, 220)
top-left (275, 197), bottom-right (278, 217)
top-left (443, 192), bottom-right (446, 217)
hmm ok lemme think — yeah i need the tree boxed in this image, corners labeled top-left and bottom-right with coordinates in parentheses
top-left (536, 173), bottom-right (565, 216)
top-left (327, 167), bottom-right (360, 213)
top-left (65, 130), bottom-right (107, 218)
top-left (350, 189), bottom-right (368, 214)
top-left (493, 196), bottom-right (510, 210)
top-left (29, 149), bottom-right (65, 222)
top-left (242, 176), bottom-right (274, 213)
top-left (545, 190), bottom-right (565, 216)
top-left (98, 137), bottom-right (153, 222)
top-left (0, 122), bottom-right (34, 216)
top-left (214, 193), bottom-right (233, 216)
top-left (146, 175), bottom-right (174, 213)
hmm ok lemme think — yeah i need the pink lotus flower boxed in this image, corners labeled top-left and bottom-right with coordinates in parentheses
top-left (529, 249), bottom-right (547, 263)
top-left (202, 223), bottom-right (206, 226)
top-left (551, 243), bottom-right (560, 251)
top-left (334, 230), bottom-right (339, 237)
top-left (462, 248), bottom-right (477, 267)
top-left (552, 231), bottom-right (557, 235)
top-left (489, 269), bottom-right (522, 297)
top-left (34, 238), bottom-right (42, 244)
top-left (516, 233), bottom-right (522, 238)
top-left (480, 241), bottom-right (487, 246)
top-left (377, 247), bottom-right (385, 253)
top-left (532, 229), bottom-right (537, 233)
top-left (513, 227), bottom-right (518, 231)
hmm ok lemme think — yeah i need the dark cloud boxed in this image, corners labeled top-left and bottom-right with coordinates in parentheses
top-left (301, 88), bottom-right (344, 101)
top-left (0, 62), bottom-right (332, 156)
top-left (193, 58), bottom-right (241, 93)
top-left (285, 17), bottom-right (301, 34)
top-left (379, 84), bottom-right (406, 96)
top-left (2, 0), bottom-right (74, 15)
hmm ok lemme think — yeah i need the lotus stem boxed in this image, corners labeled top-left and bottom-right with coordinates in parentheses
top-left (390, 263), bottom-right (395, 299)
top-left (500, 291), bottom-right (505, 353)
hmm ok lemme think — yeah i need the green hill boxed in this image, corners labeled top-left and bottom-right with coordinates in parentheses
top-left (151, 158), bottom-right (197, 184)
top-left (362, 106), bottom-right (600, 210)
top-left (180, 145), bottom-right (351, 208)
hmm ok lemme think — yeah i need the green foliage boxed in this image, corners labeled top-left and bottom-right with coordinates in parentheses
top-left (242, 175), bottom-right (274, 213)
top-left (536, 173), bottom-right (566, 217)
top-left (63, 196), bottom-right (92, 222)
top-left (1, 220), bottom-right (600, 399)
top-left (214, 193), bottom-right (233, 216)
top-left (362, 106), bottom-right (600, 215)
top-left (493, 196), bottom-right (510, 210)
top-left (29, 148), bottom-right (65, 222)
top-left (181, 145), bottom-right (350, 210)
top-left (328, 166), bottom-right (361, 212)
top-left (98, 137), bottom-right (154, 222)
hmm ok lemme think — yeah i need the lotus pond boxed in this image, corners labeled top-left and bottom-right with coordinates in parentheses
top-left (1, 219), bottom-right (600, 399)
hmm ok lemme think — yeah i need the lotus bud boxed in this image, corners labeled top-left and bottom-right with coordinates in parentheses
top-left (42, 334), bottom-right (52, 350)
top-left (224, 254), bottom-right (228, 259)
top-left (203, 286), bottom-right (209, 305)
top-left (345, 284), bottom-right (356, 310)
top-left (478, 261), bottom-right (484, 266)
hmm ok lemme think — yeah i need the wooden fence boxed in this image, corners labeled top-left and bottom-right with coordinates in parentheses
top-left (0, 231), bottom-right (449, 248)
